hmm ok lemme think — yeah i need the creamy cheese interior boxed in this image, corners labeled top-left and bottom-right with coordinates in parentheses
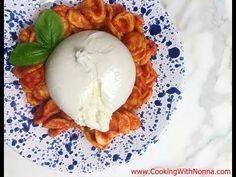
top-left (45, 30), bottom-right (136, 132)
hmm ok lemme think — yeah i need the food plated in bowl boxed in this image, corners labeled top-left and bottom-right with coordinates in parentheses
top-left (10, 0), bottom-right (158, 150)
top-left (4, 0), bottom-right (185, 173)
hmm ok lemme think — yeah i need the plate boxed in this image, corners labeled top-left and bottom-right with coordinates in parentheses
top-left (4, 0), bottom-right (185, 173)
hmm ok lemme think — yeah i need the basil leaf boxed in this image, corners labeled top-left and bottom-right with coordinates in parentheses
top-left (35, 9), bottom-right (64, 50)
top-left (10, 10), bottom-right (65, 66)
top-left (10, 43), bottom-right (50, 66)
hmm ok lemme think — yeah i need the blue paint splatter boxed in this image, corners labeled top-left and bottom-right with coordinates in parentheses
top-left (12, 139), bottom-right (17, 146)
top-left (157, 108), bottom-right (161, 114)
top-left (10, 32), bottom-right (17, 41)
top-left (18, 139), bottom-right (24, 143)
top-left (158, 91), bottom-right (166, 98)
top-left (125, 153), bottom-right (132, 162)
top-left (9, 23), bottom-right (14, 27)
top-left (109, 0), bottom-right (116, 4)
top-left (161, 36), bottom-right (166, 43)
top-left (7, 119), bottom-right (12, 123)
top-left (44, 162), bottom-right (50, 165)
top-left (22, 122), bottom-right (30, 132)
top-left (69, 134), bottom-right (78, 141)
top-left (160, 16), bottom-right (165, 21)
top-left (168, 47), bottom-right (180, 58)
top-left (73, 160), bottom-right (77, 165)
top-left (13, 81), bottom-right (19, 85)
top-left (113, 154), bottom-right (119, 161)
top-left (20, 117), bottom-right (33, 132)
top-left (96, 153), bottom-right (101, 157)
top-left (146, 9), bottom-right (152, 16)
top-left (149, 24), bottom-right (161, 35)
top-left (166, 41), bottom-right (172, 46)
top-left (30, 107), bottom-right (36, 114)
top-left (42, 134), bottom-right (47, 138)
top-left (141, 7), bottom-right (146, 14)
top-left (154, 100), bottom-right (162, 106)
top-left (68, 165), bottom-right (74, 170)
top-left (167, 104), bottom-right (171, 108)
top-left (133, 6), bottom-right (138, 11)
top-left (65, 142), bottom-right (72, 153)
top-left (10, 101), bottom-right (16, 107)
top-left (175, 64), bottom-right (181, 68)
top-left (13, 81), bottom-right (20, 89)
top-left (151, 55), bottom-right (157, 61)
top-left (58, 150), bottom-right (63, 155)
top-left (166, 87), bottom-right (181, 95)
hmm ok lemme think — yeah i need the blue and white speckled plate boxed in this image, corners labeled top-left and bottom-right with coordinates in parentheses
top-left (4, 0), bottom-right (185, 173)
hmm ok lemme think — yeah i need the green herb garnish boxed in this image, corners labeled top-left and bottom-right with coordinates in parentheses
top-left (10, 9), bottom-right (64, 66)
top-left (10, 43), bottom-right (50, 66)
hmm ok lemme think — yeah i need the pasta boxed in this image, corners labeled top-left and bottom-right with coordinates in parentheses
top-left (112, 11), bottom-right (135, 34)
top-left (105, 4), bottom-right (125, 20)
top-left (122, 32), bottom-right (157, 65)
top-left (33, 99), bottom-right (60, 125)
top-left (124, 61), bottom-right (158, 111)
top-left (53, 5), bottom-right (72, 37)
top-left (67, 6), bottom-right (92, 30)
top-left (13, 0), bottom-right (158, 150)
top-left (13, 64), bottom-right (49, 106)
top-left (134, 15), bottom-right (144, 33)
top-left (82, 109), bottom-right (141, 150)
top-left (80, 0), bottom-right (106, 24)
top-left (19, 26), bottom-right (36, 42)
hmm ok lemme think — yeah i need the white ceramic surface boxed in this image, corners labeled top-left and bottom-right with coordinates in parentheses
top-left (4, 0), bottom-right (184, 173)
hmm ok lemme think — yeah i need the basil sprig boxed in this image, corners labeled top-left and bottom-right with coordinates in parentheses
top-left (10, 9), bottom-right (64, 66)
top-left (35, 9), bottom-right (64, 50)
